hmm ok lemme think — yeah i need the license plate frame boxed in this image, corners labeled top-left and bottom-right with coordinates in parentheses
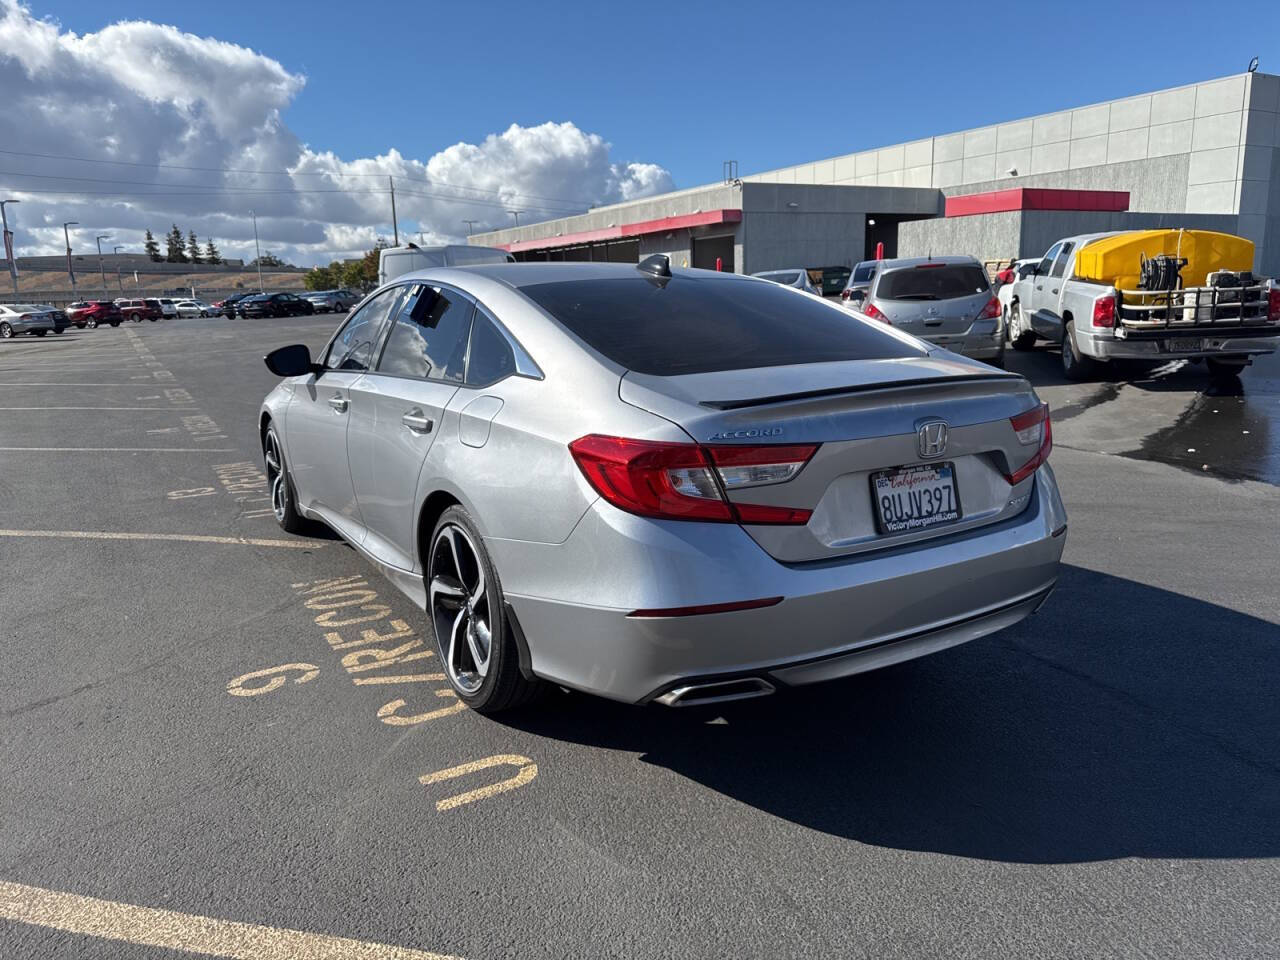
top-left (871, 461), bottom-right (962, 535)
top-left (1169, 337), bottom-right (1205, 353)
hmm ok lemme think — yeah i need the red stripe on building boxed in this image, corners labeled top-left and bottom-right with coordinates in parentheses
top-left (496, 209), bottom-right (742, 253)
top-left (945, 188), bottom-right (1129, 217)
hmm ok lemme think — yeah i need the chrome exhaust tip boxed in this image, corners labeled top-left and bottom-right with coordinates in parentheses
top-left (654, 677), bottom-right (776, 707)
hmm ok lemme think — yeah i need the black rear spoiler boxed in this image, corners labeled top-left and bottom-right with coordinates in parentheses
top-left (700, 373), bottom-right (1025, 411)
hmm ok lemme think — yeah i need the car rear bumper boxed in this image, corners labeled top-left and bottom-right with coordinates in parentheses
top-left (498, 463), bottom-right (1067, 703)
top-left (1082, 329), bottom-right (1279, 360)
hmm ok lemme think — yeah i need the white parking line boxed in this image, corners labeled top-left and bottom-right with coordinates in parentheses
top-left (0, 446), bottom-right (235, 452)
top-left (0, 879), bottom-right (461, 959)
top-left (0, 529), bottom-right (319, 549)
top-left (0, 383), bottom-right (185, 387)
top-left (0, 406), bottom-right (199, 411)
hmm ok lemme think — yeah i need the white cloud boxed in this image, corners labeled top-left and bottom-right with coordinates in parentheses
top-left (0, 1), bottom-right (675, 266)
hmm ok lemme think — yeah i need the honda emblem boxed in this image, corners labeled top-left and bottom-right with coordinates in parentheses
top-left (917, 420), bottom-right (949, 459)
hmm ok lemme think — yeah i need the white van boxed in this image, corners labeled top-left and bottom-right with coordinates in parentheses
top-left (377, 244), bottom-right (512, 286)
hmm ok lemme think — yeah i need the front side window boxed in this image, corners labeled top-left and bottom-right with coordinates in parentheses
top-left (375, 283), bottom-right (472, 381)
top-left (325, 286), bottom-right (405, 372)
top-left (465, 307), bottom-right (517, 386)
top-left (1037, 243), bottom-right (1062, 276)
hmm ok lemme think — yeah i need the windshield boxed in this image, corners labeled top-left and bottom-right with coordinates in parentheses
top-left (519, 274), bottom-right (925, 376)
top-left (877, 264), bottom-right (989, 301)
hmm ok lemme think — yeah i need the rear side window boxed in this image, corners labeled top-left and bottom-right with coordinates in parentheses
top-left (519, 275), bottom-right (925, 376)
top-left (876, 265), bottom-right (989, 301)
top-left (851, 263), bottom-right (877, 282)
top-left (1049, 242), bottom-right (1075, 278)
top-left (376, 284), bottom-right (472, 381)
top-left (465, 308), bottom-right (516, 386)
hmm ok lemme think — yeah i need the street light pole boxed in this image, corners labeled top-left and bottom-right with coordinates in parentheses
top-left (0, 199), bottom-right (19, 298)
top-left (389, 176), bottom-right (399, 246)
top-left (251, 210), bottom-right (264, 293)
top-left (113, 246), bottom-right (125, 292)
top-left (462, 220), bottom-right (479, 236)
top-left (63, 221), bottom-right (79, 299)
top-left (95, 235), bottom-right (111, 297)
top-left (507, 210), bottom-right (523, 227)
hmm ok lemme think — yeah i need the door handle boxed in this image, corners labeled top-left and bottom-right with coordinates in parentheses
top-left (1035, 285), bottom-right (1043, 291)
top-left (1051, 287), bottom-right (1059, 295)
top-left (923, 319), bottom-right (943, 326)
top-left (328, 394), bottom-right (348, 413)
top-left (401, 408), bottom-right (433, 434)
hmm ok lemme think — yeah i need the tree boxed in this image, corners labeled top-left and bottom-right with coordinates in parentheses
top-left (248, 251), bottom-right (288, 268)
top-left (187, 230), bottom-right (202, 264)
top-left (165, 225), bottom-right (187, 263)
top-left (304, 262), bottom-right (339, 290)
top-left (204, 238), bottom-right (222, 265)
top-left (143, 229), bottom-right (161, 262)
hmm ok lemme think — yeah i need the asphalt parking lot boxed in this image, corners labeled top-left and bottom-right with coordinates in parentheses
top-left (1, 315), bottom-right (1277, 959)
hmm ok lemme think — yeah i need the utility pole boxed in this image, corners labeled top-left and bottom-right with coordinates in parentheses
top-left (1, 198), bottom-right (19, 298)
top-left (462, 219), bottom-right (479, 236)
top-left (389, 176), bottom-right (399, 246)
top-left (113, 246), bottom-right (125, 291)
top-left (95, 235), bottom-right (111, 297)
top-left (63, 221), bottom-right (79, 298)
top-left (507, 210), bottom-right (523, 227)
top-left (250, 210), bottom-right (264, 293)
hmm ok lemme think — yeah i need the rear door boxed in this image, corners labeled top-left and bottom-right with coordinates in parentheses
top-left (346, 282), bottom-right (471, 569)
top-left (284, 287), bottom-right (400, 541)
top-left (871, 262), bottom-right (992, 348)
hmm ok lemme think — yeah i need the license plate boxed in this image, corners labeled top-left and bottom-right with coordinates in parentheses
top-left (1169, 338), bottom-right (1205, 352)
top-left (872, 462), bottom-right (961, 534)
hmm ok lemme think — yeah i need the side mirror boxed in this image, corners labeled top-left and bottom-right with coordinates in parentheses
top-left (264, 344), bottom-right (318, 377)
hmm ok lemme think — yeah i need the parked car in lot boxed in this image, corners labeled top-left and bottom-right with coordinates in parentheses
top-left (1005, 228), bottom-right (1280, 380)
top-left (239, 292), bottom-right (316, 319)
top-left (996, 259), bottom-right (1038, 335)
top-left (259, 258), bottom-right (1066, 714)
top-left (32, 303), bottom-right (71, 333)
top-left (175, 299), bottom-right (216, 318)
top-left (115, 298), bottom-right (162, 322)
top-left (0, 303), bottom-right (58, 338)
top-left (751, 268), bottom-right (821, 295)
top-left (215, 293), bottom-right (254, 318)
top-left (155, 298), bottom-right (179, 319)
top-left (818, 265), bottom-right (853, 297)
top-left (841, 260), bottom-right (881, 306)
top-left (302, 289), bottom-right (359, 313)
top-left (857, 256), bottom-right (1004, 367)
top-left (66, 300), bottom-right (123, 328)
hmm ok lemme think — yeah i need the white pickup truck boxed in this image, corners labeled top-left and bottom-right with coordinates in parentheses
top-left (1005, 230), bottom-right (1280, 380)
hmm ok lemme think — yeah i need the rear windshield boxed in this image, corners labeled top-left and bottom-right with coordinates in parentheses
top-left (878, 264), bottom-right (989, 301)
top-left (757, 271), bottom-right (801, 284)
top-left (519, 275), bottom-right (925, 376)
top-left (851, 263), bottom-right (877, 283)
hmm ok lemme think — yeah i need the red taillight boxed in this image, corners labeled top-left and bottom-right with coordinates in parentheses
top-left (996, 269), bottom-right (1013, 284)
top-left (863, 302), bottom-right (889, 324)
top-left (1005, 404), bottom-right (1052, 485)
top-left (1269, 288), bottom-right (1280, 323)
top-left (915, 262), bottom-right (946, 269)
top-left (569, 435), bottom-right (816, 525)
top-left (977, 296), bottom-right (1000, 321)
top-left (841, 289), bottom-right (851, 300)
top-left (1092, 294), bottom-right (1116, 328)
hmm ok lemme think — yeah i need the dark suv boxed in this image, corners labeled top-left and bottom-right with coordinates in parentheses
top-left (67, 301), bottom-right (123, 328)
top-left (238, 293), bottom-right (315, 319)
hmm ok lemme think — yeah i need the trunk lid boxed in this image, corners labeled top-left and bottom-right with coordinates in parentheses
top-left (620, 355), bottom-right (1042, 563)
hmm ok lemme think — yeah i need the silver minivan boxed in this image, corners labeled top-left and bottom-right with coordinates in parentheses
top-left (859, 256), bottom-right (1004, 367)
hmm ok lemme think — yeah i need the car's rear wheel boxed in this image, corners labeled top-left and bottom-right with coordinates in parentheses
top-left (110, 320), bottom-right (120, 327)
top-left (428, 506), bottom-right (540, 713)
top-left (0, 322), bottom-right (13, 338)
top-left (1061, 320), bottom-right (1095, 381)
top-left (1206, 356), bottom-right (1249, 380)
top-left (131, 312), bottom-right (141, 322)
top-left (263, 425), bottom-right (306, 534)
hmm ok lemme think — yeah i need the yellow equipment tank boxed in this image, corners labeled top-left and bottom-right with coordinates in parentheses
top-left (1073, 229), bottom-right (1255, 289)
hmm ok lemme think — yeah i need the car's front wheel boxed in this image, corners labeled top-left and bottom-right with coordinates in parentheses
top-left (131, 312), bottom-right (141, 322)
top-left (428, 506), bottom-right (540, 713)
top-left (86, 318), bottom-right (98, 329)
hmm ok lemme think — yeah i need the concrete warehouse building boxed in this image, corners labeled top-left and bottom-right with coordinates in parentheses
top-left (473, 70), bottom-right (1280, 278)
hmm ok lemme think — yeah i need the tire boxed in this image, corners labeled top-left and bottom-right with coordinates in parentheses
top-left (0, 322), bottom-right (12, 338)
top-left (263, 425), bottom-right (307, 535)
top-left (428, 505), bottom-right (541, 713)
top-left (1008, 303), bottom-right (1036, 351)
top-left (110, 320), bottom-right (120, 327)
top-left (86, 318), bottom-right (98, 329)
top-left (34, 329), bottom-right (48, 337)
top-left (1061, 320), bottom-right (1095, 381)
top-left (131, 312), bottom-right (141, 323)
top-left (201, 311), bottom-right (209, 318)
top-left (1206, 356), bottom-right (1249, 379)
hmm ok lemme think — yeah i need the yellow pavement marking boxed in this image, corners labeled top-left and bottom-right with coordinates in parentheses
top-left (0, 446), bottom-right (235, 452)
top-left (0, 878), bottom-right (462, 959)
top-left (419, 755), bottom-right (538, 812)
top-left (0, 529), bottom-right (318, 549)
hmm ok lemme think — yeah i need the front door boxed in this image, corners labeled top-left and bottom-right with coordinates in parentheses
top-left (347, 282), bottom-right (473, 570)
top-left (284, 287), bottom-right (401, 541)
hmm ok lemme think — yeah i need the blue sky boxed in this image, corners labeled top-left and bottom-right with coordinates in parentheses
top-left (40, 0), bottom-right (1277, 189)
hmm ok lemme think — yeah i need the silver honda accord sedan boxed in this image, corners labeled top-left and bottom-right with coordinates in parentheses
top-left (260, 257), bottom-right (1066, 713)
